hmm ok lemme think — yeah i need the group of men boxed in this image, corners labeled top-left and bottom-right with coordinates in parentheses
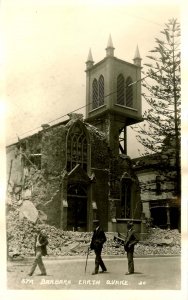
top-left (89, 220), bottom-right (139, 275)
top-left (28, 221), bottom-right (139, 276)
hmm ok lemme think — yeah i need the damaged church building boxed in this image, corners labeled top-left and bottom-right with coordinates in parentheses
top-left (7, 37), bottom-right (148, 234)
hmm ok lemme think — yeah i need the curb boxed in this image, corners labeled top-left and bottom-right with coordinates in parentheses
top-left (8, 254), bottom-right (181, 262)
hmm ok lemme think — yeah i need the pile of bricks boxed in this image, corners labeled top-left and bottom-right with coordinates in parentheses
top-left (7, 210), bottom-right (181, 258)
top-left (134, 227), bottom-right (181, 256)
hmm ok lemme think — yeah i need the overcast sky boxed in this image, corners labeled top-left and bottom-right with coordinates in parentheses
top-left (1, 0), bottom-right (182, 158)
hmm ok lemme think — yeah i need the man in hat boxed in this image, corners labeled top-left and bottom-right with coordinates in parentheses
top-left (124, 222), bottom-right (139, 275)
top-left (28, 228), bottom-right (48, 276)
top-left (90, 220), bottom-right (107, 275)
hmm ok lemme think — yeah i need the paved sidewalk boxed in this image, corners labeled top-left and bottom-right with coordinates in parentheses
top-left (7, 256), bottom-right (181, 290)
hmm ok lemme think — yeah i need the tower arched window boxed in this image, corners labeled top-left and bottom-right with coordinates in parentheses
top-left (67, 123), bottom-right (88, 172)
top-left (98, 75), bottom-right (104, 106)
top-left (117, 74), bottom-right (125, 105)
top-left (126, 77), bottom-right (133, 107)
top-left (92, 79), bottom-right (98, 109)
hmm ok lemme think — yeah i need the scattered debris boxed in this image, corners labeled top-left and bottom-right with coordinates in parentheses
top-left (6, 210), bottom-right (181, 258)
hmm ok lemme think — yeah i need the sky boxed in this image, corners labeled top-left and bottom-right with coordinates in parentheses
top-left (1, 0), bottom-right (183, 158)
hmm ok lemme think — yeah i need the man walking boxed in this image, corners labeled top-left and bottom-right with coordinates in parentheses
top-left (90, 220), bottom-right (107, 275)
top-left (28, 228), bottom-right (48, 276)
top-left (124, 221), bottom-right (139, 275)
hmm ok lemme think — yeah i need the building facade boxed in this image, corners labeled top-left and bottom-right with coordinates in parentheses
top-left (132, 153), bottom-right (180, 230)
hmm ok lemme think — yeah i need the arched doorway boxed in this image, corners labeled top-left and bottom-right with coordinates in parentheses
top-left (67, 183), bottom-right (87, 231)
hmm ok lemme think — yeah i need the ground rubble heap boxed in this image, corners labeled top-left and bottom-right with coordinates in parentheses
top-left (7, 210), bottom-right (181, 258)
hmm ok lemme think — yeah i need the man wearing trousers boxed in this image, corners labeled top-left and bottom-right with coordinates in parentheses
top-left (90, 220), bottom-right (107, 275)
top-left (124, 222), bottom-right (139, 275)
top-left (28, 228), bottom-right (48, 276)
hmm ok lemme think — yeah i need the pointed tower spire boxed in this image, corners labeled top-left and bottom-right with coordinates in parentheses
top-left (106, 34), bottom-right (115, 57)
top-left (87, 48), bottom-right (93, 62)
top-left (133, 45), bottom-right (142, 66)
top-left (86, 48), bottom-right (94, 70)
top-left (107, 34), bottom-right (114, 48)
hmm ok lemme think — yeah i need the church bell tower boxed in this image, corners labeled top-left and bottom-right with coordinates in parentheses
top-left (85, 35), bottom-right (142, 156)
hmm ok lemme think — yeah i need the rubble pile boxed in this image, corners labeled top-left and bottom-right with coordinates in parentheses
top-left (7, 210), bottom-right (92, 257)
top-left (104, 229), bottom-right (181, 256)
top-left (134, 227), bottom-right (181, 256)
top-left (7, 210), bottom-right (181, 258)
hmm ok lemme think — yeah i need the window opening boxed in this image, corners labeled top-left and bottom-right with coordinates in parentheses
top-left (67, 124), bottom-right (88, 172)
top-left (126, 77), bottom-right (133, 107)
top-left (98, 75), bottom-right (104, 106)
top-left (92, 79), bottom-right (98, 109)
top-left (156, 175), bottom-right (162, 195)
top-left (119, 127), bottom-right (127, 155)
top-left (121, 179), bottom-right (132, 218)
top-left (117, 74), bottom-right (125, 105)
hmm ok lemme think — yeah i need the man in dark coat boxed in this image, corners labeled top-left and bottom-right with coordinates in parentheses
top-left (90, 220), bottom-right (107, 275)
top-left (28, 228), bottom-right (48, 276)
top-left (124, 222), bottom-right (139, 275)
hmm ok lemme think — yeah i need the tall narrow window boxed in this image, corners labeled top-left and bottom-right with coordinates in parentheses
top-left (120, 173), bottom-right (132, 218)
top-left (117, 74), bottom-right (125, 105)
top-left (156, 175), bottom-right (162, 195)
top-left (92, 79), bottom-right (98, 109)
top-left (67, 123), bottom-right (88, 173)
top-left (98, 75), bottom-right (104, 106)
top-left (121, 179), bottom-right (132, 218)
top-left (126, 77), bottom-right (133, 107)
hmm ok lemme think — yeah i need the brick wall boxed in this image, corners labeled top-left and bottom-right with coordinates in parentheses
top-left (41, 125), bottom-right (67, 174)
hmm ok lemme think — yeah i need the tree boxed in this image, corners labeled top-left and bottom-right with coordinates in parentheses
top-left (133, 18), bottom-right (181, 198)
